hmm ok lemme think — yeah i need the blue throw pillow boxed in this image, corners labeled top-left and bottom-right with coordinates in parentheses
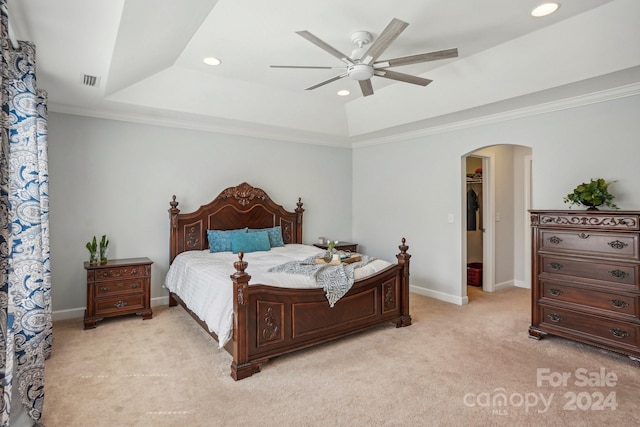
top-left (231, 230), bottom-right (271, 254)
top-left (207, 228), bottom-right (246, 253)
top-left (248, 226), bottom-right (284, 248)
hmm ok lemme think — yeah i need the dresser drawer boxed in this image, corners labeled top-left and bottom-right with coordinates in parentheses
top-left (94, 294), bottom-right (146, 317)
top-left (540, 255), bottom-right (638, 289)
top-left (540, 280), bottom-right (638, 318)
top-left (540, 306), bottom-right (639, 351)
top-left (539, 230), bottom-right (639, 260)
top-left (93, 280), bottom-right (145, 297)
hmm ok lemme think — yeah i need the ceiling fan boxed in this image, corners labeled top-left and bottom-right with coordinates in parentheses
top-left (270, 18), bottom-right (458, 97)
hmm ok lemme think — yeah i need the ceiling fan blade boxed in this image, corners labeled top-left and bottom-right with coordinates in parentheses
top-left (305, 73), bottom-right (348, 91)
top-left (361, 18), bottom-right (409, 65)
top-left (270, 65), bottom-right (346, 70)
top-left (374, 69), bottom-right (433, 86)
top-left (374, 48), bottom-right (459, 68)
top-left (359, 79), bottom-right (374, 97)
top-left (296, 31), bottom-right (354, 65)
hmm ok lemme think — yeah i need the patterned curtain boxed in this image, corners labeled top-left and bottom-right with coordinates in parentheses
top-left (0, 0), bottom-right (51, 425)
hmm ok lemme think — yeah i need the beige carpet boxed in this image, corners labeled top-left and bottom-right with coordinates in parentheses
top-left (41, 287), bottom-right (639, 427)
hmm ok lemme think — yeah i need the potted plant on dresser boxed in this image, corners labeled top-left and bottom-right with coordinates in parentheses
top-left (563, 178), bottom-right (618, 210)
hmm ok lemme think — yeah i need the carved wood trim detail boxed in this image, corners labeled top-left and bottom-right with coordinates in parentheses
top-left (257, 302), bottom-right (284, 346)
top-left (217, 182), bottom-right (267, 206)
top-left (382, 279), bottom-right (397, 313)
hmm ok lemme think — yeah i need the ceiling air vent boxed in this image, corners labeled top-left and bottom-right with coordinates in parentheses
top-left (82, 74), bottom-right (100, 87)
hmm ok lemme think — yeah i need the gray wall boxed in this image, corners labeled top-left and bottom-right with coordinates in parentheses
top-left (48, 113), bottom-right (352, 316)
top-left (48, 93), bottom-right (640, 316)
top-left (352, 94), bottom-right (640, 303)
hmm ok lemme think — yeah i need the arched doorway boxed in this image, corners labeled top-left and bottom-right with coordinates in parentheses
top-left (462, 144), bottom-right (532, 301)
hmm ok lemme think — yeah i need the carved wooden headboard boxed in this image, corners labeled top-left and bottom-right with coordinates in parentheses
top-left (168, 182), bottom-right (304, 263)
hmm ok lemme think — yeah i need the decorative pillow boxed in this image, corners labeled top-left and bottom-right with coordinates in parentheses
top-left (207, 228), bottom-right (247, 253)
top-left (248, 226), bottom-right (284, 248)
top-left (231, 230), bottom-right (271, 254)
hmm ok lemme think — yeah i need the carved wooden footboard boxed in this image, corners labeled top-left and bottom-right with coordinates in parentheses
top-left (229, 240), bottom-right (411, 380)
top-left (167, 182), bottom-right (411, 380)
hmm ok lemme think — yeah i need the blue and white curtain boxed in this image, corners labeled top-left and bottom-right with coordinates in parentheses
top-left (0, 0), bottom-right (51, 425)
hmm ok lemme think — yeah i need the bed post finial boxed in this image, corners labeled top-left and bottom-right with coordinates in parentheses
top-left (233, 252), bottom-right (249, 276)
top-left (398, 237), bottom-right (408, 255)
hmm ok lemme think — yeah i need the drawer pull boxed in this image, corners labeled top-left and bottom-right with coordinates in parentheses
top-left (114, 301), bottom-right (127, 308)
top-left (546, 313), bottom-right (563, 323)
top-left (609, 328), bottom-right (629, 339)
top-left (610, 299), bottom-right (629, 309)
top-left (548, 288), bottom-right (563, 296)
top-left (100, 287), bottom-right (109, 292)
top-left (578, 233), bottom-right (590, 239)
top-left (607, 240), bottom-right (628, 250)
top-left (130, 283), bottom-right (139, 289)
top-left (608, 269), bottom-right (629, 279)
top-left (548, 262), bottom-right (563, 271)
top-left (548, 236), bottom-right (563, 245)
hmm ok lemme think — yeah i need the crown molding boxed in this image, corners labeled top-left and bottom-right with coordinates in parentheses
top-left (352, 82), bottom-right (640, 149)
top-left (49, 81), bottom-right (640, 150)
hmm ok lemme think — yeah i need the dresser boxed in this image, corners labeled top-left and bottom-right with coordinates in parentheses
top-left (529, 210), bottom-right (640, 362)
top-left (84, 257), bottom-right (153, 329)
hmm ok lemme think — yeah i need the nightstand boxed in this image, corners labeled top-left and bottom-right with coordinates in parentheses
top-left (313, 242), bottom-right (358, 252)
top-left (84, 257), bottom-right (153, 329)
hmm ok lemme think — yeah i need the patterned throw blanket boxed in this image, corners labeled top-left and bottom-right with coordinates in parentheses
top-left (268, 254), bottom-right (376, 307)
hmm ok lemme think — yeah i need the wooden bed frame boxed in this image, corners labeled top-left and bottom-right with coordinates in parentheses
top-left (168, 182), bottom-right (411, 380)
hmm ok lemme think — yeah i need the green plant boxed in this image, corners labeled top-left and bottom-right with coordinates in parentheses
top-left (86, 236), bottom-right (97, 253)
top-left (563, 178), bottom-right (618, 210)
top-left (86, 236), bottom-right (98, 264)
top-left (99, 234), bottom-right (109, 263)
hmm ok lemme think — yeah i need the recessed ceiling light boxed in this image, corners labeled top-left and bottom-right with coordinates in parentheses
top-left (337, 90), bottom-right (350, 96)
top-left (203, 57), bottom-right (221, 66)
top-left (531, 3), bottom-right (560, 17)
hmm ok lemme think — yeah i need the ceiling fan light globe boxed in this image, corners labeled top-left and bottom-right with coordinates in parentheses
top-left (348, 64), bottom-right (374, 81)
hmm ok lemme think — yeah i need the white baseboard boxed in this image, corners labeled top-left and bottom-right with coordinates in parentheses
top-left (514, 279), bottom-right (530, 289)
top-left (52, 296), bottom-right (170, 322)
top-left (410, 285), bottom-right (468, 305)
top-left (493, 280), bottom-right (515, 292)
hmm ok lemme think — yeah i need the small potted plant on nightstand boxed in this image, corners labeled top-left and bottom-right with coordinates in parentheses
top-left (563, 178), bottom-right (618, 210)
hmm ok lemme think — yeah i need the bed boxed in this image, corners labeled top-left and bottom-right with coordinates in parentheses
top-left (166, 182), bottom-right (412, 380)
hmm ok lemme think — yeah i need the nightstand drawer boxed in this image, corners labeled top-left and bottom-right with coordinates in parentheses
top-left (94, 295), bottom-right (146, 317)
top-left (541, 280), bottom-right (638, 317)
top-left (94, 280), bottom-right (145, 297)
top-left (540, 255), bottom-right (638, 289)
top-left (540, 230), bottom-right (639, 260)
top-left (92, 264), bottom-right (148, 281)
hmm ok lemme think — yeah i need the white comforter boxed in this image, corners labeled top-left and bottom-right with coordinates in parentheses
top-left (164, 244), bottom-right (391, 348)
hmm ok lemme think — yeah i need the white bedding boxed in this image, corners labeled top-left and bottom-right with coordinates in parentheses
top-left (164, 244), bottom-right (391, 348)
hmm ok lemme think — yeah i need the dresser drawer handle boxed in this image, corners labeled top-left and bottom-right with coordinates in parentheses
top-left (548, 262), bottom-right (563, 271)
top-left (100, 287), bottom-right (109, 292)
top-left (607, 240), bottom-right (628, 250)
top-left (610, 299), bottom-right (629, 309)
top-left (548, 288), bottom-right (563, 296)
top-left (609, 328), bottom-right (629, 339)
top-left (608, 269), bottom-right (629, 279)
top-left (130, 283), bottom-right (139, 289)
top-left (546, 314), bottom-right (562, 323)
top-left (114, 301), bottom-right (127, 308)
top-left (548, 236), bottom-right (563, 245)
top-left (578, 233), bottom-right (590, 239)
